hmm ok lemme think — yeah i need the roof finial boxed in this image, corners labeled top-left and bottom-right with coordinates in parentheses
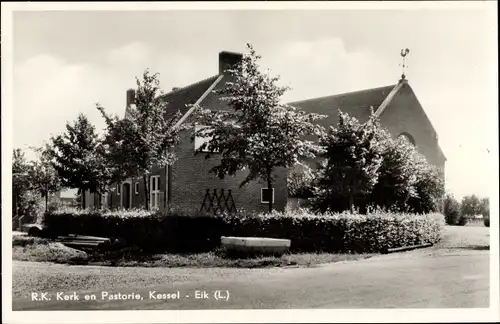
top-left (400, 48), bottom-right (410, 80)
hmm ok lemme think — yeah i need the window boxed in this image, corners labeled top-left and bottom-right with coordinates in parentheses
top-left (261, 188), bottom-right (275, 204)
top-left (398, 132), bottom-right (416, 146)
top-left (135, 182), bottom-right (139, 195)
top-left (101, 192), bottom-right (108, 208)
top-left (116, 184), bottom-right (121, 195)
top-left (150, 175), bottom-right (160, 210)
top-left (194, 125), bottom-right (218, 153)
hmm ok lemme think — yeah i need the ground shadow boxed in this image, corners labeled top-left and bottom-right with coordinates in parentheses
top-left (455, 245), bottom-right (490, 251)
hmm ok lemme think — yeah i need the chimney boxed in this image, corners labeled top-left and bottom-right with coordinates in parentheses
top-left (126, 89), bottom-right (135, 107)
top-left (219, 51), bottom-right (243, 75)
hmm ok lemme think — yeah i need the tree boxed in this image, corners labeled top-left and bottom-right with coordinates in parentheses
top-left (314, 110), bottom-right (385, 213)
top-left (49, 113), bottom-right (113, 208)
top-left (27, 144), bottom-right (62, 212)
top-left (12, 149), bottom-right (31, 216)
top-left (460, 194), bottom-right (481, 217)
top-left (98, 70), bottom-right (184, 210)
top-left (287, 163), bottom-right (316, 199)
top-left (406, 159), bottom-right (445, 213)
top-left (370, 134), bottom-right (422, 211)
top-left (482, 197), bottom-right (490, 227)
top-left (192, 44), bottom-right (326, 212)
top-left (443, 193), bottom-right (461, 225)
top-left (479, 197), bottom-right (489, 218)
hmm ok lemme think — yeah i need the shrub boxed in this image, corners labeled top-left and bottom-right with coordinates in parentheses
top-left (429, 212), bottom-right (446, 227)
top-left (443, 194), bottom-right (461, 225)
top-left (484, 217), bottom-right (490, 227)
top-left (44, 208), bottom-right (228, 253)
top-left (226, 210), bottom-right (442, 253)
top-left (406, 163), bottom-right (444, 214)
top-left (44, 208), bottom-right (442, 254)
top-left (287, 163), bottom-right (316, 199)
top-left (457, 214), bottom-right (469, 226)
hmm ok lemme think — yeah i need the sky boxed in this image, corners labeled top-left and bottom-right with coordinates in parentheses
top-left (7, 4), bottom-right (498, 200)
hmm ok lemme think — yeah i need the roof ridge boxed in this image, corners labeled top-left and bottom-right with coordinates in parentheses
top-left (374, 81), bottom-right (405, 117)
top-left (173, 74), bottom-right (224, 128)
top-left (288, 84), bottom-right (397, 105)
top-left (162, 74), bottom-right (219, 97)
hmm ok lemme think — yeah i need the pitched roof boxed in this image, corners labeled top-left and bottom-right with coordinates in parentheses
top-left (160, 75), bottom-right (220, 121)
top-left (288, 84), bottom-right (397, 128)
top-left (289, 82), bottom-right (447, 162)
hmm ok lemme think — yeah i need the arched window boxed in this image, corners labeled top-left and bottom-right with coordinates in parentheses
top-left (398, 132), bottom-right (416, 146)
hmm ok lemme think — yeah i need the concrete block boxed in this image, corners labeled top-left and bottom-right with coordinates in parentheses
top-left (221, 236), bottom-right (291, 256)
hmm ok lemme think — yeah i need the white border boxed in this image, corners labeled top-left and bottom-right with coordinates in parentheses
top-left (149, 175), bottom-right (161, 209)
top-left (120, 180), bottom-right (133, 209)
top-left (2, 2), bottom-right (498, 324)
top-left (261, 188), bottom-right (275, 204)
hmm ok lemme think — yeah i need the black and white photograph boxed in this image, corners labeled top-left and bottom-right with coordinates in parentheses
top-left (2, 2), bottom-right (499, 323)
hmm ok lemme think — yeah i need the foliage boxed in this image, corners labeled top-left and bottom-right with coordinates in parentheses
top-left (370, 135), bottom-right (422, 211)
top-left (12, 148), bottom-right (63, 221)
top-left (44, 208), bottom-right (227, 253)
top-left (27, 144), bottom-right (62, 212)
top-left (443, 193), bottom-right (461, 225)
top-left (287, 163), bottom-right (316, 198)
top-left (484, 217), bottom-right (490, 227)
top-left (478, 197), bottom-right (490, 218)
top-left (98, 70), bottom-right (184, 210)
top-left (16, 191), bottom-right (63, 224)
top-left (192, 44), bottom-right (325, 212)
top-left (406, 163), bottom-right (445, 213)
top-left (310, 110), bottom-right (444, 214)
top-left (12, 148), bottom-right (30, 192)
top-left (480, 197), bottom-right (490, 227)
top-left (312, 111), bottom-right (385, 213)
top-left (44, 208), bottom-right (442, 254)
top-left (457, 214), bottom-right (469, 226)
top-left (12, 149), bottom-right (31, 216)
top-left (49, 114), bottom-right (113, 207)
top-left (460, 194), bottom-right (481, 217)
top-left (226, 210), bottom-right (442, 253)
top-left (15, 190), bottom-right (44, 222)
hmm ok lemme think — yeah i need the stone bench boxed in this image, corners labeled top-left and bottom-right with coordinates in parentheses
top-left (221, 236), bottom-right (291, 257)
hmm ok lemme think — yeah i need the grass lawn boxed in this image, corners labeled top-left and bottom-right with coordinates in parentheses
top-left (12, 235), bottom-right (87, 264)
top-left (436, 225), bottom-right (490, 250)
top-left (12, 235), bottom-right (372, 268)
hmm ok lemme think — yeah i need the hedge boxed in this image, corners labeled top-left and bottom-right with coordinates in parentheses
top-left (225, 210), bottom-right (442, 253)
top-left (44, 208), bottom-right (226, 253)
top-left (44, 208), bottom-right (443, 254)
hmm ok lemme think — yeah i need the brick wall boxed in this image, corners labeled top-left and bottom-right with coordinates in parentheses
top-left (170, 130), bottom-right (287, 213)
top-left (165, 73), bottom-right (288, 213)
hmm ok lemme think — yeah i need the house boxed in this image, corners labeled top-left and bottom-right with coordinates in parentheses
top-left (55, 189), bottom-right (79, 207)
top-left (83, 50), bottom-right (446, 212)
top-left (84, 51), bottom-right (288, 213)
